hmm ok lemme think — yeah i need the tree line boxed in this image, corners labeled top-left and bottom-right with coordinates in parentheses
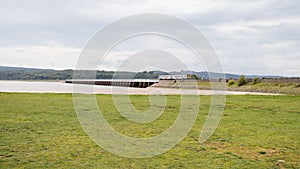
top-left (0, 69), bottom-right (160, 80)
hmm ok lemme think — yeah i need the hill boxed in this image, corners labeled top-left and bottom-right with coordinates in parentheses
top-left (170, 71), bottom-right (286, 79)
top-left (0, 66), bottom-right (290, 80)
top-left (0, 66), bottom-right (53, 72)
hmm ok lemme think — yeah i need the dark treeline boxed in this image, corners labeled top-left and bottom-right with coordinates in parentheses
top-left (0, 69), bottom-right (160, 80)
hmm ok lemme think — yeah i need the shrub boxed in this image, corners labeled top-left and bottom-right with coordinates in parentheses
top-left (228, 80), bottom-right (235, 86)
top-left (238, 75), bottom-right (247, 86)
top-left (191, 74), bottom-right (198, 80)
top-left (252, 78), bottom-right (260, 85)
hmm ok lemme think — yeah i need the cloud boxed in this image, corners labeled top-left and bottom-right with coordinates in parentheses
top-left (0, 46), bottom-right (80, 69)
top-left (0, 0), bottom-right (299, 76)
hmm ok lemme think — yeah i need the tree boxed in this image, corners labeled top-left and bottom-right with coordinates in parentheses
top-left (238, 75), bottom-right (247, 86)
top-left (191, 74), bottom-right (198, 80)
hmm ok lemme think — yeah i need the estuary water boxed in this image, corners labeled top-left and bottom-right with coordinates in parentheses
top-left (0, 80), bottom-right (276, 95)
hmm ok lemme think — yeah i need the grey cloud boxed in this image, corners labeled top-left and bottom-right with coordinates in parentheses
top-left (0, 0), bottom-right (299, 76)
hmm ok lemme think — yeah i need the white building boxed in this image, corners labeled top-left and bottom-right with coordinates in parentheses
top-left (158, 74), bottom-right (187, 80)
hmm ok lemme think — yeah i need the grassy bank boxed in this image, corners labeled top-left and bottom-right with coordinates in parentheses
top-left (153, 80), bottom-right (300, 95)
top-left (226, 82), bottom-right (300, 95)
top-left (0, 93), bottom-right (299, 168)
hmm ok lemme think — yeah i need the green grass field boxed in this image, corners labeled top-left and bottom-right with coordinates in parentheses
top-left (0, 93), bottom-right (299, 168)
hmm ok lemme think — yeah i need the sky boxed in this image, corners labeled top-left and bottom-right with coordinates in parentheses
top-left (0, 0), bottom-right (299, 76)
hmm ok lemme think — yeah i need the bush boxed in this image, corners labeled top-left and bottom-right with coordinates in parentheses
top-left (190, 74), bottom-right (198, 80)
top-left (228, 80), bottom-right (235, 86)
top-left (252, 78), bottom-right (260, 85)
top-left (238, 75), bottom-right (247, 86)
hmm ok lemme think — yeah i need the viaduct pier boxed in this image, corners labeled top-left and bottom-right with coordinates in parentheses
top-left (65, 79), bottom-right (159, 88)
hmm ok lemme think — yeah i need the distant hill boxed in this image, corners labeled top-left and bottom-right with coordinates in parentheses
top-left (0, 66), bottom-right (289, 80)
top-left (244, 75), bottom-right (285, 79)
top-left (0, 66), bottom-right (72, 80)
top-left (0, 66), bottom-right (158, 80)
top-left (149, 70), bottom-right (168, 75)
top-left (0, 66), bottom-right (53, 72)
top-left (170, 71), bottom-right (286, 79)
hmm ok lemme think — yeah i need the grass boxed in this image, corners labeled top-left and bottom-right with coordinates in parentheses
top-left (0, 93), bottom-right (299, 168)
top-left (155, 80), bottom-right (300, 95)
top-left (227, 82), bottom-right (300, 95)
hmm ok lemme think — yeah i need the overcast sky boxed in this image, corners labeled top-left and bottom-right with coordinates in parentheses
top-left (0, 0), bottom-right (299, 76)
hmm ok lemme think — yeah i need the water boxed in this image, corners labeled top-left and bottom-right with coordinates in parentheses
top-left (0, 81), bottom-right (77, 93)
top-left (0, 80), bottom-right (274, 95)
top-left (0, 80), bottom-right (166, 94)
top-left (0, 80), bottom-right (199, 94)
top-left (0, 80), bottom-right (138, 94)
